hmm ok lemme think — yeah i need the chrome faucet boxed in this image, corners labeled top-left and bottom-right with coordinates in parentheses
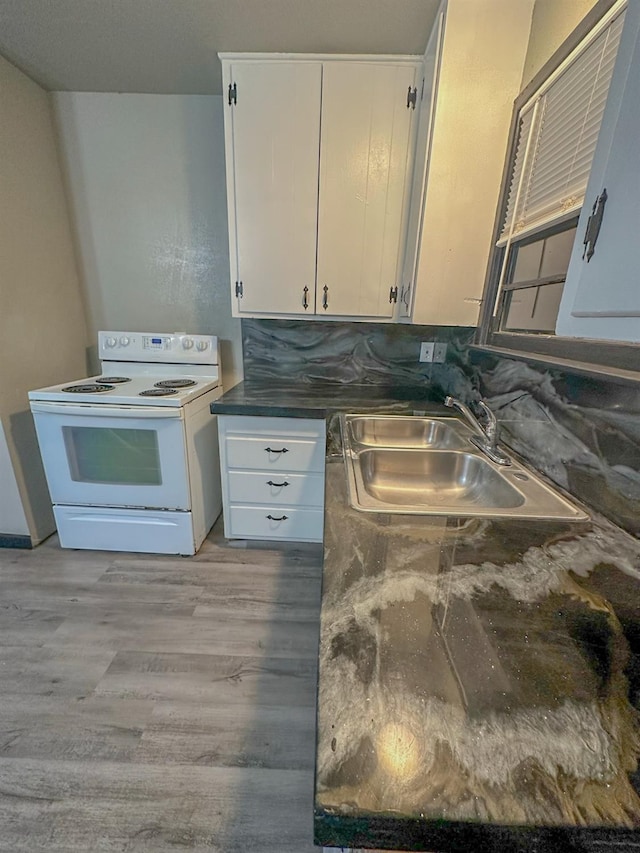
top-left (444, 396), bottom-right (511, 465)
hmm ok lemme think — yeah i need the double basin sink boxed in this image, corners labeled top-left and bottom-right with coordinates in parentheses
top-left (342, 414), bottom-right (588, 521)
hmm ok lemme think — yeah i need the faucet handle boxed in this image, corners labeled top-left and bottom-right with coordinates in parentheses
top-left (476, 401), bottom-right (497, 442)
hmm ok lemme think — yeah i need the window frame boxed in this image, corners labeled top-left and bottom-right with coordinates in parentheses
top-left (476, 0), bottom-right (640, 374)
top-left (496, 217), bottom-right (578, 334)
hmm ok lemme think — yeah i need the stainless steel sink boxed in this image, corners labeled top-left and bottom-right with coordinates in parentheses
top-left (342, 414), bottom-right (588, 521)
top-left (359, 449), bottom-right (525, 509)
top-left (348, 415), bottom-right (467, 449)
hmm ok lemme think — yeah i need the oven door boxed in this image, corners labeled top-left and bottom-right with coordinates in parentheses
top-left (30, 402), bottom-right (191, 510)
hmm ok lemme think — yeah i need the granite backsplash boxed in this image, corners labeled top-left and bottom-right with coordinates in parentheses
top-left (241, 319), bottom-right (640, 536)
top-left (241, 318), bottom-right (476, 387)
top-left (465, 349), bottom-right (640, 538)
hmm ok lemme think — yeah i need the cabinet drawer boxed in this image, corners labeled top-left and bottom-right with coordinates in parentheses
top-left (221, 415), bottom-right (325, 439)
top-left (228, 470), bottom-right (324, 507)
top-left (228, 505), bottom-right (324, 542)
top-left (225, 436), bottom-right (325, 472)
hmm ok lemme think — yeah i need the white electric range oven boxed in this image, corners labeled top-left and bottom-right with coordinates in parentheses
top-left (29, 331), bottom-right (223, 555)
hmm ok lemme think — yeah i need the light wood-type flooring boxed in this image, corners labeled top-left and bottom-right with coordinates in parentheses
top-left (0, 519), bottom-right (325, 852)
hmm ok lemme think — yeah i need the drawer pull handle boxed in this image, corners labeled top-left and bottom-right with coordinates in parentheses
top-left (265, 447), bottom-right (288, 454)
top-left (266, 514), bottom-right (288, 522)
top-left (267, 480), bottom-right (289, 487)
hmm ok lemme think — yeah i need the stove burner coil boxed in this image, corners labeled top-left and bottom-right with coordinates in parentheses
top-left (62, 383), bottom-right (115, 393)
top-left (154, 379), bottom-right (197, 389)
top-left (139, 388), bottom-right (179, 397)
top-left (96, 376), bottom-right (131, 384)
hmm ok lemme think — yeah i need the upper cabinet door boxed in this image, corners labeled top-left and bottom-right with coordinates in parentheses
top-left (399, 12), bottom-right (445, 320)
top-left (316, 62), bottom-right (417, 318)
top-left (555, 2), bottom-right (640, 343)
top-left (226, 61), bottom-right (322, 316)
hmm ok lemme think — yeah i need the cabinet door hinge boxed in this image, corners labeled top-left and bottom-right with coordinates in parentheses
top-left (389, 286), bottom-right (399, 304)
top-left (582, 188), bottom-right (607, 262)
top-left (406, 86), bottom-right (417, 110)
top-left (235, 280), bottom-right (243, 298)
top-left (228, 82), bottom-right (237, 106)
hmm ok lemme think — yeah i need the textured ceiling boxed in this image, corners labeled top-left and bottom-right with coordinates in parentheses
top-left (0, 0), bottom-right (441, 95)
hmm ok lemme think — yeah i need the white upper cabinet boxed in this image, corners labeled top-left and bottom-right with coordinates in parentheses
top-left (556, 0), bottom-right (640, 343)
top-left (316, 62), bottom-right (417, 318)
top-left (220, 54), bottom-right (420, 320)
top-left (407, 0), bottom-right (536, 327)
top-left (222, 61), bottom-right (322, 315)
top-left (398, 9), bottom-right (445, 320)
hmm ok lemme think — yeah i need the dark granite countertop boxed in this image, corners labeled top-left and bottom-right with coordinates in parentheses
top-left (210, 381), bottom-right (443, 419)
top-left (315, 415), bottom-right (640, 852)
top-left (209, 381), bottom-right (640, 850)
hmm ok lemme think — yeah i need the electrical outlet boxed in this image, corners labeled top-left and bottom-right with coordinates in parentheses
top-left (419, 342), bottom-right (435, 363)
top-left (433, 343), bottom-right (447, 363)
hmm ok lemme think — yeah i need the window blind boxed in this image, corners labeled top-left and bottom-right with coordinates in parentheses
top-left (499, 8), bottom-right (625, 241)
top-left (500, 107), bottom-right (534, 237)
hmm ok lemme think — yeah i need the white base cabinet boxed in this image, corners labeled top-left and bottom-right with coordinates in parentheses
top-left (218, 415), bottom-right (325, 543)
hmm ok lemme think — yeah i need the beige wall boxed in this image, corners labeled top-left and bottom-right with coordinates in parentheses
top-left (53, 93), bottom-right (243, 391)
top-left (0, 423), bottom-right (29, 537)
top-left (522, 0), bottom-right (599, 86)
top-left (412, 0), bottom-right (535, 326)
top-left (0, 55), bottom-right (89, 543)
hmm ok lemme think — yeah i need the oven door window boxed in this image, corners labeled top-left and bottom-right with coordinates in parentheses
top-left (63, 426), bottom-right (162, 485)
top-left (31, 406), bottom-right (190, 510)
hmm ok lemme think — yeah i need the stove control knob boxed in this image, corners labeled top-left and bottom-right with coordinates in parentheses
top-left (119, 336), bottom-right (130, 347)
top-left (182, 338), bottom-right (194, 350)
top-left (196, 340), bottom-right (208, 351)
top-left (105, 336), bottom-right (117, 348)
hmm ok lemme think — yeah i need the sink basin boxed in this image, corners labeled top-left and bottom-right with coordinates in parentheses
top-left (348, 415), bottom-right (467, 449)
top-left (359, 449), bottom-right (525, 509)
top-left (341, 414), bottom-right (588, 521)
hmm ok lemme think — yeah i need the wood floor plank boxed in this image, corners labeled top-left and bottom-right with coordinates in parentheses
top-left (104, 558), bottom-right (322, 585)
top-left (0, 645), bottom-right (116, 698)
top-left (95, 651), bottom-right (317, 707)
top-left (0, 530), bottom-right (322, 851)
top-left (48, 611), bottom-right (320, 657)
top-left (0, 758), bottom-right (317, 852)
top-left (193, 570), bottom-right (321, 622)
top-left (0, 543), bottom-right (116, 579)
top-left (108, 553), bottom-right (322, 577)
top-left (135, 702), bottom-right (315, 769)
top-left (0, 606), bottom-right (65, 645)
top-left (0, 695), bottom-right (154, 762)
top-left (1, 579), bottom-right (202, 616)
top-left (192, 601), bottom-right (321, 623)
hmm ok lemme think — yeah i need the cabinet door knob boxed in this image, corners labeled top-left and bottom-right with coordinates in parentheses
top-left (265, 447), bottom-right (288, 454)
top-left (267, 480), bottom-right (289, 487)
top-left (266, 514), bottom-right (288, 522)
top-left (322, 285), bottom-right (329, 310)
top-left (302, 286), bottom-right (309, 310)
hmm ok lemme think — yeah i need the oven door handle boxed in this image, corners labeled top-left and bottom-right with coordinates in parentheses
top-left (29, 402), bottom-right (183, 419)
